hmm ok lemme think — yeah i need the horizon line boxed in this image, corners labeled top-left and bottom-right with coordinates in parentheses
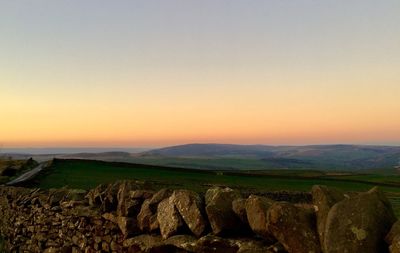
top-left (2, 142), bottom-right (400, 150)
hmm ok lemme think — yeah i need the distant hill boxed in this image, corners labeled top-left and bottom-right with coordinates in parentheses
top-left (143, 144), bottom-right (276, 157)
top-left (61, 151), bottom-right (131, 159)
top-left (4, 144), bottom-right (400, 171)
top-left (140, 144), bottom-right (400, 171)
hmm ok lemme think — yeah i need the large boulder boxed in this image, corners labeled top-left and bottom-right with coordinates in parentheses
top-left (245, 195), bottom-right (274, 241)
top-left (157, 197), bottom-right (186, 239)
top-left (311, 185), bottom-right (345, 246)
top-left (205, 187), bottom-right (243, 235)
top-left (324, 187), bottom-right (396, 253)
top-left (117, 181), bottom-right (150, 217)
top-left (171, 190), bottom-right (208, 237)
top-left (137, 188), bottom-right (173, 232)
top-left (267, 202), bottom-right (321, 253)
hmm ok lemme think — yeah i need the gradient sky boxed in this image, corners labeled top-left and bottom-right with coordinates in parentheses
top-left (1, 1), bottom-right (400, 148)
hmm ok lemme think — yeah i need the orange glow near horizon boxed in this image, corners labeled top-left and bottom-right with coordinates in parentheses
top-left (1, 1), bottom-right (400, 147)
top-left (2, 75), bottom-right (400, 148)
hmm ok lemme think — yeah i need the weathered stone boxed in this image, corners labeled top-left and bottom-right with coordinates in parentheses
top-left (43, 247), bottom-right (59, 253)
top-left (130, 189), bottom-right (154, 200)
top-left (157, 197), bottom-right (185, 239)
top-left (71, 247), bottom-right (82, 253)
top-left (137, 199), bottom-right (159, 232)
top-left (265, 242), bottom-right (287, 253)
top-left (67, 206), bottom-right (99, 217)
top-left (205, 187), bottom-right (243, 235)
top-left (1, 182), bottom-right (397, 253)
top-left (195, 235), bottom-right (239, 253)
top-left (116, 181), bottom-right (137, 217)
top-left (267, 201), bottom-right (321, 253)
top-left (245, 195), bottom-right (274, 240)
top-left (234, 238), bottom-right (276, 253)
top-left (102, 212), bottom-right (118, 224)
top-left (87, 180), bottom-right (145, 213)
top-left (148, 189), bottom-right (174, 209)
top-left (48, 188), bottom-right (71, 206)
top-left (232, 198), bottom-right (248, 225)
top-left (101, 241), bottom-right (110, 251)
top-left (389, 234), bottom-right (400, 253)
top-left (102, 181), bottom-right (125, 213)
top-left (324, 187), bottom-right (396, 253)
top-left (85, 184), bottom-right (107, 207)
top-left (137, 188), bottom-right (173, 232)
top-left (386, 220), bottom-right (400, 245)
top-left (171, 190), bottom-right (207, 237)
top-left (311, 185), bottom-right (345, 247)
top-left (124, 235), bottom-right (196, 253)
top-left (123, 234), bottom-right (163, 251)
top-left (110, 240), bottom-right (122, 252)
top-left (164, 234), bottom-right (197, 252)
top-left (117, 216), bottom-right (139, 238)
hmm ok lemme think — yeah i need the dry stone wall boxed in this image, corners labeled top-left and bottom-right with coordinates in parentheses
top-left (0, 181), bottom-right (398, 253)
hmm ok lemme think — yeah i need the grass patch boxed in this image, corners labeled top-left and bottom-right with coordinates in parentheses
top-left (29, 159), bottom-right (400, 216)
top-left (31, 159), bottom-right (400, 192)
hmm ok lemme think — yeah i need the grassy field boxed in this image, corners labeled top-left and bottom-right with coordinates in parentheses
top-left (30, 159), bottom-right (400, 191)
top-left (29, 159), bottom-right (400, 215)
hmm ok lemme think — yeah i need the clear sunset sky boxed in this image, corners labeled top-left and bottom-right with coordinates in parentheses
top-left (1, 1), bottom-right (399, 148)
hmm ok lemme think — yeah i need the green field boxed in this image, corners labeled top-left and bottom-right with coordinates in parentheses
top-left (29, 159), bottom-right (400, 215)
top-left (30, 159), bottom-right (400, 192)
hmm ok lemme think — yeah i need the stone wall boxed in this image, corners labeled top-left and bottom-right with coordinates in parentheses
top-left (0, 181), bottom-right (399, 253)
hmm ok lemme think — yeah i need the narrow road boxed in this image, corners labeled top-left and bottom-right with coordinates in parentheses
top-left (5, 163), bottom-right (45, 186)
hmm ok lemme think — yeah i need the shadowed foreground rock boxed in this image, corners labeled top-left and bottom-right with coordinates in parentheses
top-left (245, 195), bottom-right (275, 241)
top-left (0, 182), bottom-right (398, 253)
top-left (311, 185), bottom-right (345, 247)
top-left (324, 187), bottom-right (396, 253)
top-left (267, 202), bottom-right (321, 253)
top-left (157, 197), bottom-right (186, 239)
top-left (137, 188), bottom-right (173, 232)
top-left (171, 190), bottom-right (208, 238)
top-left (205, 187), bottom-right (244, 235)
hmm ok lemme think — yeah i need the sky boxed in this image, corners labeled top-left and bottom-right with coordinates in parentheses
top-left (1, 1), bottom-right (400, 148)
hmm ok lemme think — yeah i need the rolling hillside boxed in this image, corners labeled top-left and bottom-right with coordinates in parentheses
top-left (138, 144), bottom-right (400, 171)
